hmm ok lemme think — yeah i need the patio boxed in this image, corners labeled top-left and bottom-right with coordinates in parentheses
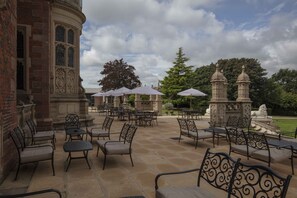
top-left (0, 112), bottom-right (297, 198)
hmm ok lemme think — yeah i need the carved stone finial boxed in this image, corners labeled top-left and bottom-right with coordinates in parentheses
top-left (216, 63), bottom-right (219, 71)
top-left (242, 65), bottom-right (245, 72)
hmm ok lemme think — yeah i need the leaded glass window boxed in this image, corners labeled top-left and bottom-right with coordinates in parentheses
top-left (55, 25), bottom-right (76, 69)
top-left (56, 44), bottom-right (65, 66)
top-left (68, 29), bottom-right (74, 44)
top-left (68, 47), bottom-right (74, 67)
top-left (56, 26), bottom-right (65, 42)
top-left (17, 28), bottom-right (26, 90)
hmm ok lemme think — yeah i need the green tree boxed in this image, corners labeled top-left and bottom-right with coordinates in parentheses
top-left (98, 59), bottom-right (141, 91)
top-left (271, 68), bottom-right (297, 93)
top-left (160, 47), bottom-right (194, 106)
top-left (269, 68), bottom-right (297, 115)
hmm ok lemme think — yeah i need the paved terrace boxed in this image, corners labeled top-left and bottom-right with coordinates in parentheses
top-left (1, 112), bottom-right (297, 198)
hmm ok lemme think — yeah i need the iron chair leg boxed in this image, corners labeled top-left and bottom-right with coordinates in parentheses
top-left (14, 164), bottom-right (20, 180)
top-left (130, 154), bottom-right (134, 167)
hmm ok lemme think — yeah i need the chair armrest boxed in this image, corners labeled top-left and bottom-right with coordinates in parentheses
top-left (110, 132), bottom-right (121, 135)
top-left (103, 140), bottom-right (123, 147)
top-left (155, 168), bottom-right (200, 190)
top-left (26, 144), bottom-right (54, 149)
top-left (0, 188), bottom-right (62, 198)
top-left (90, 127), bottom-right (102, 131)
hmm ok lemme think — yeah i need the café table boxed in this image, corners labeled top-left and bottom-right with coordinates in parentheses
top-left (65, 128), bottom-right (87, 141)
top-left (63, 140), bottom-right (93, 171)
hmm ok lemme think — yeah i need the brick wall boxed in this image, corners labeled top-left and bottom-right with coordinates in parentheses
top-left (17, 0), bottom-right (52, 129)
top-left (0, 0), bottom-right (18, 181)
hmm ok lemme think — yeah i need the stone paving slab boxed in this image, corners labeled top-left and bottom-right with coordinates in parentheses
top-left (0, 113), bottom-right (297, 197)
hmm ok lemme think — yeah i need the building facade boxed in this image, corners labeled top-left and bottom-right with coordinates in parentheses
top-left (0, 0), bottom-right (89, 181)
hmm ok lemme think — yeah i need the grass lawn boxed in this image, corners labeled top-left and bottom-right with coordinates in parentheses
top-left (272, 116), bottom-right (297, 136)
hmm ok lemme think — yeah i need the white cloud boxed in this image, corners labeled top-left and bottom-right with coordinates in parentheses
top-left (80, 0), bottom-right (297, 88)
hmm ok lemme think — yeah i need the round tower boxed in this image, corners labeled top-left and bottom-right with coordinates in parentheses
top-left (236, 65), bottom-right (252, 123)
top-left (210, 65), bottom-right (228, 102)
top-left (210, 65), bottom-right (228, 126)
top-left (236, 65), bottom-right (251, 102)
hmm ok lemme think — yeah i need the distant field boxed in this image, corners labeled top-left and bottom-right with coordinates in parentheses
top-left (272, 116), bottom-right (297, 135)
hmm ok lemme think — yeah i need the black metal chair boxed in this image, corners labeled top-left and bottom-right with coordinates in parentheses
top-left (230, 160), bottom-right (292, 198)
top-left (86, 116), bottom-right (113, 142)
top-left (10, 126), bottom-right (55, 180)
top-left (64, 114), bottom-right (83, 141)
top-left (26, 118), bottom-right (55, 148)
top-left (155, 148), bottom-right (239, 198)
top-left (225, 127), bottom-right (251, 159)
top-left (96, 123), bottom-right (138, 170)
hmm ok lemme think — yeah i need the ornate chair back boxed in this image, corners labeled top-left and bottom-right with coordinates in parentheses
top-left (229, 161), bottom-right (292, 198)
top-left (198, 148), bottom-right (239, 193)
top-left (64, 114), bottom-right (80, 130)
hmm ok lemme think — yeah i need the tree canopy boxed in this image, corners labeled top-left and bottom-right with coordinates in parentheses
top-left (160, 50), bottom-right (297, 115)
top-left (98, 59), bottom-right (141, 91)
top-left (271, 68), bottom-right (297, 93)
top-left (160, 47), bottom-right (194, 106)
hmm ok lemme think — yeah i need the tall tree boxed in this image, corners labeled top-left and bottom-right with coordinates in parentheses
top-left (270, 68), bottom-right (297, 115)
top-left (98, 59), bottom-right (141, 91)
top-left (161, 47), bottom-right (194, 106)
top-left (271, 68), bottom-right (297, 93)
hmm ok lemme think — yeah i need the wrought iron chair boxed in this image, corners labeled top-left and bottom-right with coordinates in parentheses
top-left (26, 118), bottom-right (55, 147)
top-left (0, 188), bottom-right (62, 198)
top-left (247, 131), bottom-right (292, 167)
top-left (225, 127), bottom-right (252, 159)
top-left (177, 118), bottom-right (188, 140)
top-left (230, 160), bottom-right (292, 198)
top-left (155, 148), bottom-right (239, 198)
top-left (10, 126), bottom-right (55, 180)
top-left (64, 114), bottom-right (83, 141)
top-left (186, 119), bottom-right (214, 148)
top-left (86, 116), bottom-right (114, 142)
top-left (96, 123), bottom-right (138, 169)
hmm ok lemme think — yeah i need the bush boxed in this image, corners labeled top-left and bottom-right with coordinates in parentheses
top-left (163, 102), bottom-right (174, 110)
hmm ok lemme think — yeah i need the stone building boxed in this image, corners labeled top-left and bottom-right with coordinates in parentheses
top-left (210, 65), bottom-right (251, 126)
top-left (0, 0), bottom-right (90, 181)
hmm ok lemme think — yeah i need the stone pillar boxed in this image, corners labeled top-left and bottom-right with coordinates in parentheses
top-left (210, 65), bottom-right (228, 126)
top-left (154, 95), bottom-right (162, 115)
top-left (236, 65), bottom-right (252, 120)
top-left (114, 96), bottom-right (120, 107)
top-left (134, 94), bottom-right (141, 110)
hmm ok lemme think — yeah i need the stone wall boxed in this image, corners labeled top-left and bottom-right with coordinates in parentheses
top-left (0, 0), bottom-right (18, 182)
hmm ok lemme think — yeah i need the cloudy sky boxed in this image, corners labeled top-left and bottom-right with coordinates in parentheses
top-left (80, 0), bottom-right (297, 88)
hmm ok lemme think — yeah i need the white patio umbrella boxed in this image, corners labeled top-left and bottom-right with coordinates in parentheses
top-left (131, 86), bottom-right (164, 95)
top-left (177, 88), bottom-right (207, 109)
top-left (91, 92), bottom-right (105, 97)
top-left (111, 87), bottom-right (132, 96)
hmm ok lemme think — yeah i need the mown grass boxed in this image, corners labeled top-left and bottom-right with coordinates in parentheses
top-left (272, 117), bottom-right (297, 135)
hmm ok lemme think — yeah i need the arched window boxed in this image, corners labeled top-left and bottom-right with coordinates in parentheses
top-left (68, 29), bottom-right (74, 44)
top-left (55, 25), bottom-right (76, 68)
top-left (56, 44), bottom-right (65, 66)
top-left (56, 26), bottom-right (65, 42)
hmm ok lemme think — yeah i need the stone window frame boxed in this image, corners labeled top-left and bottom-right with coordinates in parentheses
top-left (54, 23), bottom-right (78, 94)
top-left (54, 24), bottom-right (76, 68)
